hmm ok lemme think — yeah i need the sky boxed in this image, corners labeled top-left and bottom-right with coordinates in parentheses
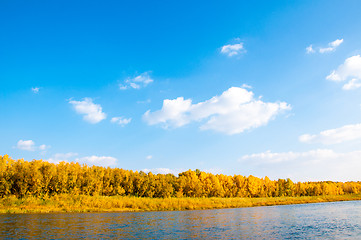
top-left (1, 0), bottom-right (361, 182)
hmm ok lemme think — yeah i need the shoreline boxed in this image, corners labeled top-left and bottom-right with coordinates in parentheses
top-left (1, 194), bottom-right (361, 214)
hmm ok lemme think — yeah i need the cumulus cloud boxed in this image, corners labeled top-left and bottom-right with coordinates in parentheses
top-left (31, 87), bottom-right (40, 94)
top-left (46, 153), bottom-right (117, 167)
top-left (242, 149), bottom-right (338, 164)
top-left (241, 83), bottom-right (252, 89)
top-left (141, 168), bottom-right (183, 175)
top-left (76, 156), bottom-right (117, 167)
top-left (146, 155), bottom-right (153, 160)
top-left (305, 45), bottom-right (315, 54)
top-left (306, 39), bottom-right (343, 54)
top-left (39, 144), bottom-right (47, 150)
top-left (143, 87), bottom-right (291, 135)
top-left (299, 123), bottom-right (361, 145)
top-left (342, 78), bottom-right (361, 90)
top-left (69, 98), bottom-right (106, 124)
top-left (319, 39), bottom-right (343, 53)
top-left (16, 140), bottom-right (49, 152)
top-left (221, 42), bottom-right (245, 57)
top-left (240, 149), bottom-right (361, 181)
top-left (16, 140), bottom-right (36, 151)
top-left (119, 72), bottom-right (153, 90)
top-left (46, 152), bottom-right (79, 164)
top-left (111, 117), bottom-right (131, 126)
top-left (203, 167), bottom-right (224, 175)
top-left (141, 167), bottom-right (222, 175)
top-left (326, 55), bottom-right (361, 90)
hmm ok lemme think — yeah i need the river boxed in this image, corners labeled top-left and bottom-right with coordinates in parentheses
top-left (1, 200), bottom-right (361, 239)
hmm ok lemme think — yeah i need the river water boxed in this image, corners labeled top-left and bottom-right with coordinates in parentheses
top-left (1, 200), bottom-right (361, 239)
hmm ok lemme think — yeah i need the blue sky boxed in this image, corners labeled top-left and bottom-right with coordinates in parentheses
top-left (2, 0), bottom-right (361, 181)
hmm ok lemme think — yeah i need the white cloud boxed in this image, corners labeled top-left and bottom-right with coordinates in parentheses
top-left (144, 97), bottom-right (192, 128)
top-left (111, 117), bottom-right (131, 126)
top-left (327, 55), bottom-right (361, 90)
top-left (16, 140), bottom-right (49, 152)
top-left (221, 43), bottom-right (245, 57)
top-left (306, 45), bottom-right (315, 54)
top-left (143, 87), bottom-right (291, 135)
top-left (46, 153), bottom-right (117, 167)
top-left (241, 83), bottom-right (252, 89)
top-left (39, 144), bottom-right (47, 150)
top-left (242, 149), bottom-right (338, 164)
top-left (119, 72), bottom-right (153, 90)
top-left (69, 98), bottom-right (106, 124)
top-left (319, 39), bottom-right (343, 53)
top-left (141, 168), bottom-right (183, 175)
top-left (203, 167), bottom-right (224, 175)
top-left (307, 39), bottom-right (343, 54)
top-left (299, 123), bottom-right (361, 145)
top-left (46, 152), bottom-right (78, 164)
top-left (38, 144), bottom-right (51, 154)
top-left (76, 156), bottom-right (117, 167)
top-left (342, 78), bottom-right (361, 90)
top-left (146, 155), bottom-right (153, 160)
top-left (17, 140), bottom-right (36, 151)
top-left (142, 167), bottom-right (223, 175)
top-left (240, 149), bottom-right (361, 181)
top-left (31, 87), bottom-right (40, 93)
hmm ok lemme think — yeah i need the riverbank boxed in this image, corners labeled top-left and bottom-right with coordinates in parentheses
top-left (1, 194), bottom-right (361, 214)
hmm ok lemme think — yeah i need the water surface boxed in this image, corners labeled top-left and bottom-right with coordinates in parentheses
top-left (1, 200), bottom-right (361, 239)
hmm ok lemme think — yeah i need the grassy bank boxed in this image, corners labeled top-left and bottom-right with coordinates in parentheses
top-left (1, 194), bottom-right (361, 214)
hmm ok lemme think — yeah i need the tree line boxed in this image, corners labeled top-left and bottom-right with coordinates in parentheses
top-left (1, 155), bottom-right (360, 198)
